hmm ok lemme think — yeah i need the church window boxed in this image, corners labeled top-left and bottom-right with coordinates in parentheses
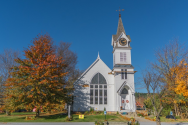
top-left (95, 89), bottom-right (98, 104)
top-left (95, 85), bottom-right (98, 88)
top-left (90, 85), bottom-right (93, 88)
top-left (90, 90), bottom-right (93, 96)
top-left (121, 69), bottom-right (124, 79)
top-left (120, 52), bottom-right (126, 63)
top-left (90, 90), bottom-right (93, 104)
top-left (121, 88), bottom-right (128, 94)
top-left (125, 69), bottom-right (127, 79)
top-left (104, 89), bottom-right (107, 104)
top-left (121, 69), bottom-right (127, 79)
top-left (99, 89), bottom-right (103, 104)
top-left (90, 73), bottom-right (107, 105)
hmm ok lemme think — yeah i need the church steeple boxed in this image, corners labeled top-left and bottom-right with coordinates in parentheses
top-left (111, 13), bottom-right (131, 46)
top-left (116, 14), bottom-right (126, 37)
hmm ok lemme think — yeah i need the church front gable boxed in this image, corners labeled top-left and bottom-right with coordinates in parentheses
top-left (73, 56), bottom-right (114, 111)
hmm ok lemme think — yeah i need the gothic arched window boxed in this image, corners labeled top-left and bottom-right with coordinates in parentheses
top-left (121, 88), bottom-right (128, 94)
top-left (90, 73), bottom-right (107, 105)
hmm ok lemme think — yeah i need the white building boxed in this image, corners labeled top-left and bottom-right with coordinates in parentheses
top-left (73, 14), bottom-right (136, 112)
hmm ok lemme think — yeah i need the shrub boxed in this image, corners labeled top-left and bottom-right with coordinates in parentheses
top-left (104, 107), bottom-right (106, 111)
top-left (90, 107), bottom-right (92, 112)
top-left (128, 121), bottom-right (140, 125)
top-left (95, 121), bottom-right (97, 124)
top-left (99, 122), bottom-right (104, 125)
top-left (175, 116), bottom-right (181, 119)
top-left (65, 116), bottom-right (73, 121)
top-left (137, 113), bottom-right (143, 117)
top-left (116, 111), bottom-right (119, 115)
top-left (32, 116), bottom-right (35, 120)
top-left (84, 111), bottom-right (89, 115)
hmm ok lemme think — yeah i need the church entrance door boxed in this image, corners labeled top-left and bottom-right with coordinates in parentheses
top-left (120, 88), bottom-right (129, 110)
top-left (121, 94), bottom-right (126, 110)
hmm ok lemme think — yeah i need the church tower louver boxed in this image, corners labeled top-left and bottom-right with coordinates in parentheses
top-left (72, 13), bottom-right (136, 113)
top-left (111, 13), bottom-right (136, 112)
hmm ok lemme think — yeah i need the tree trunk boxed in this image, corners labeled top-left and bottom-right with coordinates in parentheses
top-left (6, 109), bottom-right (11, 116)
top-left (36, 109), bottom-right (40, 117)
top-left (156, 116), bottom-right (161, 125)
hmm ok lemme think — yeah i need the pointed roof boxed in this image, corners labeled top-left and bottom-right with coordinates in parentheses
top-left (112, 14), bottom-right (126, 42)
top-left (74, 53), bottom-right (111, 85)
top-left (116, 14), bottom-right (126, 37)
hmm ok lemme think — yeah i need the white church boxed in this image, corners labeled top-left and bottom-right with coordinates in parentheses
top-left (73, 14), bottom-right (136, 112)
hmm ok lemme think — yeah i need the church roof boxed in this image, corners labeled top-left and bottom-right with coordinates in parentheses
top-left (74, 53), bottom-right (111, 85)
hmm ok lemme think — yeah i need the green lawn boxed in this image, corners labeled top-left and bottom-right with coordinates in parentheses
top-left (0, 112), bottom-right (127, 122)
top-left (0, 112), bottom-right (36, 115)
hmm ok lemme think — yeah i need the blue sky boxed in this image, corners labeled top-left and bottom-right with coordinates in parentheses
top-left (0, 0), bottom-right (188, 93)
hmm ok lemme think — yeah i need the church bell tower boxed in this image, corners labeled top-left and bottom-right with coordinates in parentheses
top-left (111, 12), bottom-right (136, 112)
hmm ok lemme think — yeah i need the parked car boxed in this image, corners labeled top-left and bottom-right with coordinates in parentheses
top-left (166, 115), bottom-right (176, 119)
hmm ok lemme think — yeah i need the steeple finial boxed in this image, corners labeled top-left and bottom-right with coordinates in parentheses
top-left (116, 7), bottom-right (124, 18)
top-left (97, 52), bottom-right (100, 59)
top-left (116, 7), bottom-right (126, 36)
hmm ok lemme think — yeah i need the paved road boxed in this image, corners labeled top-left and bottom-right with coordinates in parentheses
top-left (140, 122), bottom-right (188, 125)
top-left (0, 122), bottom-right (99, 125)
top-left (0, 122), bottom-right (188, 125)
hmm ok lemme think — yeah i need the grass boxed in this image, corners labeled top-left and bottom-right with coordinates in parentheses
top-left (72, 114), bottom-right (126, 122)
top-left (0, 112), bottom-right (127, 122)
top-left (0, 112), bottom-right (36, 115)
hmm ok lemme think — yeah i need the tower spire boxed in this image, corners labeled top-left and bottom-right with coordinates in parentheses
top-left (97, 52), bottom-right (100, 59)
top-left (116, 8), bottom-right (126, 36)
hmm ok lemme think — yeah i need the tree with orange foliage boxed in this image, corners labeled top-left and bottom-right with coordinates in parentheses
top-left (5, 34), bottom-right (70, 117)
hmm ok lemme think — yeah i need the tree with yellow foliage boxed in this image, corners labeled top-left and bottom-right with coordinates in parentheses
top-left (170, 59), bottom-right (188, 118)
top-left (173, 60), bottom-right (188, 97)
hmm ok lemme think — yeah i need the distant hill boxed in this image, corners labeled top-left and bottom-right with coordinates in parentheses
top-left (135, 92), bottom-right (148, 99)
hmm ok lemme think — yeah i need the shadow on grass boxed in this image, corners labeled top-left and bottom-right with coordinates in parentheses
top-left (39, 113), bottom-right (67, 119)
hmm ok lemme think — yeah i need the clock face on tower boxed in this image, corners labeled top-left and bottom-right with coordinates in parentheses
top-left (119, 38), bottom-right (127, 46)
